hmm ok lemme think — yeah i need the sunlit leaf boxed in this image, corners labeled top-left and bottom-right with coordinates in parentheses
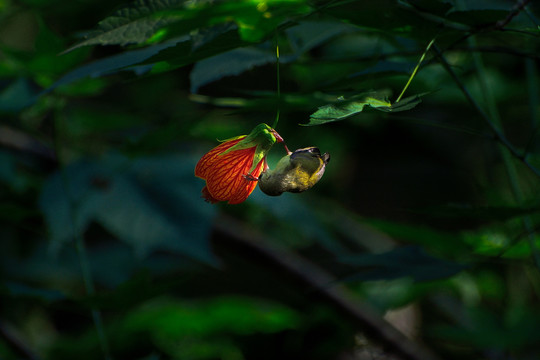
top-left (306, 91), bottom-right (392, 125)
top-left (63, 0), bottom-right (185, 52)
top-left (306, 91), bottom-right (427, 125)
top-left (378, 92), bottom-right (427, 112)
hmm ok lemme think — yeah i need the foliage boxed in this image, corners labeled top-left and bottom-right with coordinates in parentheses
top-left (1, 0), bottom-right (540, 359)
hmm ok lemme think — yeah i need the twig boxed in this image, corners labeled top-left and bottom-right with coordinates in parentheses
top-left (213, 214), bottom-right (443, 360)
top-left (432, 44), bottom-right (540, 178)
top-left (397, 0), bottom-right (471, 32)
top-left (467, 36), bottom-right (540, 270)
top-left (495, 0), bottom-right (532, 29)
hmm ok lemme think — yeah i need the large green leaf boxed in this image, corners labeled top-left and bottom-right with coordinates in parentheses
top-left (189, 20), bottom-right (356, 93)
top-left (307, 91), bottom-right (392, 125)
top-left (39, 154), bottom-right (216, 263)
top-left (64, 0), bottom-right (312, 53)
top-left (47, 37), bottom-right (187, 91)
top-left (190, 46), bottom-right (281, 93)
top-left (306, 91), bottom-right (426, 125)
top-left (64, 0), bottom-right (185, 52)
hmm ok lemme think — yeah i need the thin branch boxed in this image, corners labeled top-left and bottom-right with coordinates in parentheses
top-left (495, 0), bottom-right (533, 29)
top-left (214, 215), bottom-right (443, 360)
top-left (397, 0), bottom-right (472, 32)
top-left (432, 44), bottom-right (540, 178)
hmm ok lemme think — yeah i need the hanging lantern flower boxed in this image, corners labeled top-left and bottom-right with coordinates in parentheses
top-left (195, 123), bottom-right (283, 204)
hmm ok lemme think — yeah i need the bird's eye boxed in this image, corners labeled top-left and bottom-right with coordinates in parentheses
top-left (308, 147), bottom-right (321, 155)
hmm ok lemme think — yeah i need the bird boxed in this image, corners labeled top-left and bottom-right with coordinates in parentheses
top-left (257, 147), bottom-right (330, 196)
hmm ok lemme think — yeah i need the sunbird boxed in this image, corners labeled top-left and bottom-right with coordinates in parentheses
top-left (257, 147), bottom-right (330, 196)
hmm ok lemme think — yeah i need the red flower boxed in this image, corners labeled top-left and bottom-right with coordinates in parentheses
top-left (195, 124), bottom-right (283, 204)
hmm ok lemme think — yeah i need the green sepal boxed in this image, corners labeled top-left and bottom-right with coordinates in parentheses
top-left (221, 123), bottom-right (278, 173)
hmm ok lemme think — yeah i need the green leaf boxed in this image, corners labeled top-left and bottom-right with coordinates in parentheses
top-left (47, 37), bottom-right (188, 92)
top-left (189, 20), bottom-right (356, 93)
top-left (306, 91), bottom-right (392, 125)
top-left (285, 20), bottom-right (356, 54)
top-left (63, 0), bottom-right (185, 52)
top-left (64, 0), bottom-right (312, 53)
top-left (190, 47), bottom-right (280, 93)
top-left (339, 246), bottom-right (464, 282)
top-left (306, 91), bottom-right (427, 125)
top-left (378, 92), bottom-right (427, 112)
top-left (39, 154), bottom-right (216, 263)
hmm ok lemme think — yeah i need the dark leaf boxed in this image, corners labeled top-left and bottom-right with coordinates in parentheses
top-left (39, 154), bottom-right (216, 263)
top-left (339, 246), bottom-right (464, 282)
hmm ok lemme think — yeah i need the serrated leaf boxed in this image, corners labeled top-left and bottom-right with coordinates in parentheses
top-left (47, 37), bottom-right (187, 92)
top-left (189, 20), bottom-right (354, 93)
top-left (190, 47), bottom-right (287, 93)
top-left (378, 92), bottom-right (428, 112)
top-left (285, 20), bottom-right (356, 54)
top-left (64, 0), bottom-right (185, 52)
top-left (64, 0), bottom-right (313, 53)
top-left (306, 91), bottom-right (392, 125)
top-left (306, 91), bottom-right (427, 125)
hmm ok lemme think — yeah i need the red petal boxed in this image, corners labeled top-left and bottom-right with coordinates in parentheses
top-left (204, 147), bottom-right (256, 203)
top-left (195, 137), bottom-right (245, 180)
top-left (228, 158), bottom-right (266, 204)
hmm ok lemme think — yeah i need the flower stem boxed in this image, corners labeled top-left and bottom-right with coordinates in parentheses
top-left (272, 41), bottom-right (281, 130)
